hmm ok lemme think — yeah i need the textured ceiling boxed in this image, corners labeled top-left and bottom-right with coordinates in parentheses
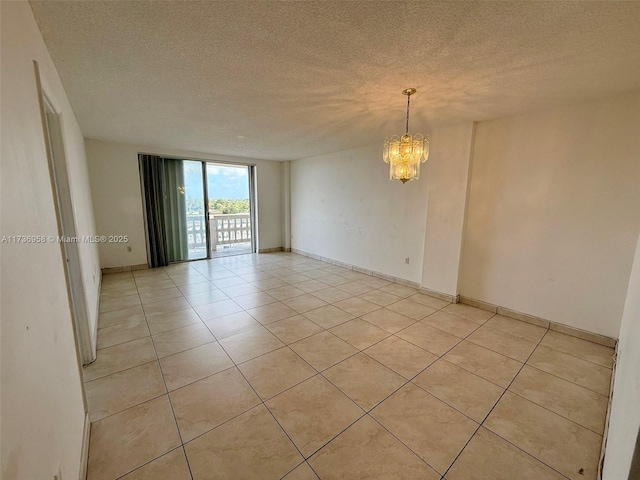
top-left (30, 1), bottom-right (640, 161)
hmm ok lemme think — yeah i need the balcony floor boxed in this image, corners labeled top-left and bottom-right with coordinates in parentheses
top-left (186, 242), bottom-right (253, 260)
top-left (210, 242), bottom-right (253, 258)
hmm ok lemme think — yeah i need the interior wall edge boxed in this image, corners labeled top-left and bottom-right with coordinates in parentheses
top-left (602, 230), bottom-right (640, 479)
top-left (420, 121), bottom-right (476, 297)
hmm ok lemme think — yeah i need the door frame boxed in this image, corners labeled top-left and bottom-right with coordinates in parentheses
top-left (35, 62), bottom-right (96, 366)
top-left (248, 164), bottom-right (258, 254)
top-left (204, 161), bottom-right (257, 258)
top-left (202, 161), bottom-right (213, 258)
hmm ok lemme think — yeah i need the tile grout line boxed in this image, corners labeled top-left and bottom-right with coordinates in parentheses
top-left (199, 322), bottom-right (312, 468)
top-left (94, 271), bottom-right (464, 388)
top-left (175, 284), bottom-right (420, 472)
top-left (416, 314), bottom-right (613, 396)
top-left (142, 269), bottom-right (216, 480)
top-left (521, 362), bottom-right (611, 397)
top-left (96, 274), bottom-right (193, 480)
top-left (140, 276), bottom-right (197, 480)
top-left (309, 311), bottom-right (495, 477)
top-left (440, 325), bottom-right (573, 480)
top-left (362, 310), bottom-right (508, 478)
top-left (94, 253), bottom-right (605, 479)
top-left (504, 387), bottom-right (607, 437)
top-left (531, 342), bottom-right (616, 369)
top-left (112, 446), bottom-right (189, 480)
top-left (92, 287), bottom-right (453, 412)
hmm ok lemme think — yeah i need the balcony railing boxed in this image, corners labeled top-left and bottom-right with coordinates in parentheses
top-left (186, 212), bottom-right (251, 254)
top-left (186, 214), bottom-right (207, 253)
top-left (210, 213), bottom-right (251, 251)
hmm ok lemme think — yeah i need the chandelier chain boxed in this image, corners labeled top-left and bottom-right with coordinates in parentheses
top-left (405, 92), bottom-right (411, 135)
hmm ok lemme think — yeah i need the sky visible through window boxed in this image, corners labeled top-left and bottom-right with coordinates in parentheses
top-left (183, 162), bottom-right (249, 200)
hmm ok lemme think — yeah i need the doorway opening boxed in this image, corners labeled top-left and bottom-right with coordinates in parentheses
top-left (40, 83), bottom-right (95, 365)
top-left (206, 163), bottom-right (254, 258)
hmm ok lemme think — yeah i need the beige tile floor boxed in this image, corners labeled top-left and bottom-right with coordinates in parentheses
top-left (86, 252), bottom-right (615, 480)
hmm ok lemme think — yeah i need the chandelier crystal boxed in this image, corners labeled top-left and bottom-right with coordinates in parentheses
top-left (383, 88), bottom-right (429, 183)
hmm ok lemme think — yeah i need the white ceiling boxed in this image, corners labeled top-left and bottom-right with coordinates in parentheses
top-left (30, 1), bottom-right (640, 161)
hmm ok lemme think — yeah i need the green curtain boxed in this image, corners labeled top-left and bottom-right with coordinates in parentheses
top-left (162, 159), bottom-right (189, 262)
top-left (138, 155), bottom-right (168, 267)
top-left (139, 155), bottom-right (189, 266)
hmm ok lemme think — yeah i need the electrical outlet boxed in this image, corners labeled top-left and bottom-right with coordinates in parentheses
top-left (405, 257), bottom-right (410, 264)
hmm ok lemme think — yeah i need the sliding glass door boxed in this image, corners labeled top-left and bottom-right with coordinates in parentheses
top-left (182, 160), bottom-right (208, 260)
top-left (161, 158), bottom-right (187, 262)
top-left (155, 158), bottom-right (208, 262)
top-left (140, 155), bottom-right (255, 265)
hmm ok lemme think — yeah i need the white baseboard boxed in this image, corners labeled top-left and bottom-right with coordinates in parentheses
top-left (419, 286), bottom-right (458, 304)
top-left (288, 249), bottom-right (616, 348)
top-left (79, 413), bottom-right (90, 480)
top-left (458, 295), bottom-right (617, 348)
top-left (88, 274), bottom-right (101, 364)
top-left (101, 263), bottom-right (148, 274)
top-left (290, 248), bottom-right (423, 291)
top-left (258, 247), bottom-right (284, 253)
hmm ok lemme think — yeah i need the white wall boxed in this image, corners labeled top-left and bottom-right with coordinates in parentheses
top-left (291, 144), bottom-right (429, 283)
top-left (1, 2), bottom-right (99, 479)
top-left (421, 123), bottom-right (475, 296)
top-left (603, 231), bottom-right (640, 479)
top-left (84, 140), bottom-right (148, 267)
top-left (254, 156), bottom-right (284, 252)
top-left (460, 92), bottom-right (640, 338)
top-left (85, 139), bottom-right (285, 268)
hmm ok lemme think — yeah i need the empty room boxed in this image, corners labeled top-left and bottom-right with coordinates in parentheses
top-left (2, 1), bottom-right (640, 480)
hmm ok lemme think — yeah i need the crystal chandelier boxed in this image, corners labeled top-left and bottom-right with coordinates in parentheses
top-left (383, 88), bottom-right (429, 183)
